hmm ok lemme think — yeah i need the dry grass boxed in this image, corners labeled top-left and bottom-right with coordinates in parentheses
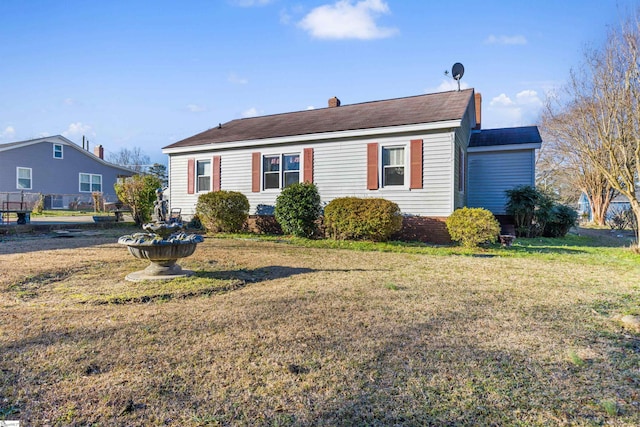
top-left (0, 227), bottom-right (639, 426)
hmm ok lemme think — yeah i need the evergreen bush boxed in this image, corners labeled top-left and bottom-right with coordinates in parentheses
top-left (445, 207), bottom-right (500, 248)
top-left (195, 190), bottom-right (249, 233)
top-left (324, 197), bottom-right (402, 242)
top-left (274, 182), bottom-right (322, 238)
top-left (543, 204), bottom-right (578, 237)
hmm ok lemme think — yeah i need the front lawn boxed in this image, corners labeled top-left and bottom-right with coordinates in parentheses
top-left (0, 228), bottom-right (638, 425)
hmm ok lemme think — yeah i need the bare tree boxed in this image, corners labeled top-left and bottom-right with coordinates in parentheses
top-left (545, 17), bottom-right (640, 245)
top-left (541, 106), bottom-right (617, 225)
top-left (107, 147), bottom-right (150, 173)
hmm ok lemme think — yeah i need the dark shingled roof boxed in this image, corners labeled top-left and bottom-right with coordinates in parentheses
top-left (469, 126), bottom-right (541, 147)
top-left (164, 89), bottom-right (474, 149)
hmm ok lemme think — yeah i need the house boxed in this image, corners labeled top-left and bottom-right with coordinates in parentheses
top-left (162, 89), bottom-right (542, 243)
top-left (0, 135), bottom-right (135, 209)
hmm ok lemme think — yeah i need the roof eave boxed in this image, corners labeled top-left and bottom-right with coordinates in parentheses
top-left (467, 142), bottom-right (542, 153)
top-left (163, 119), bottom-right (463, 155)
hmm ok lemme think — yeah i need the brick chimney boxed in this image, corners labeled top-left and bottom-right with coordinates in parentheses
top-left (94, 144), bottom-right (104, 159)
top-left (328, 96), bottom-right (341, 108)
top-left (474, 93), bottom-right (482, 130)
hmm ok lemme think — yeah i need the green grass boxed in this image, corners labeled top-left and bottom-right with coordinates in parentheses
top-left (0, 227), bottom-right (638, 425)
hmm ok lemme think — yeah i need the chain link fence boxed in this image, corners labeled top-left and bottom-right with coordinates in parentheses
top-left (0, 192), bottom-right (121, 211)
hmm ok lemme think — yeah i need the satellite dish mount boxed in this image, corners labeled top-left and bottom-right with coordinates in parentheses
top-left (451, 62), bottom-right (464, 91)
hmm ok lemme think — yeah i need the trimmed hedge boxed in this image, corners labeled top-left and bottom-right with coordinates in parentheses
top-left (446, 207), bottom-right (500, 248)
top-left (195, 190), bottom-right (249, 233)
top-left (324, 197), bottom-right (402, 242)
top-left (275, 182), bottom-right (322, 238)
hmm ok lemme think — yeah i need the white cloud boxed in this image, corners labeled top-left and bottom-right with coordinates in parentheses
top-left (0, 126), bottom-right (16, 139)
top-left (228, 73), bottom-right (248, 84)
top-left (298, 0), bottom-right (398, 40)
top-left (63, 98), bottom-right (75, 106)
top-left (487, 90), bottom-right (543, 127)
top-left (484, 34), bottom-right (527, 45)
top-left (306, 105), bottom-right (316, 110)
top-left (186, 104), bottom-right (206, 113)
top-left (242, 107), bottom-right (260, 118)
top-left (433, 78), bottom-right (470, 93)
top-left (490, 93), bottom-right (515, 107)
top-left (62, 122), bottom-right (95, 139)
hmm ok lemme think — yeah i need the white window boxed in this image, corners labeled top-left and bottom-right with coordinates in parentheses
top-left (17, 167), bottom-right (32, 190)
top-left (53, 143), bottom-right (63, 159)
top-left (79, 173), bottom-right (102, 192)
top-left (196, 160), bottom-right (211, 192)
top-left (382, 146), bottom-right (405, 186)
top-left (263, 153), bottom-right (300, 190)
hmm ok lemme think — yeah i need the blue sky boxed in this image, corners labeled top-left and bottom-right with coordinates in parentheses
top-left (0, 0), bottom-right (635, 165)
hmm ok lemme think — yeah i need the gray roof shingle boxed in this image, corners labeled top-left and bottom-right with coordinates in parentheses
top-left (164, 89), bottom-right (474, 149)
top-left (469, 126), bottom-right (541, 147)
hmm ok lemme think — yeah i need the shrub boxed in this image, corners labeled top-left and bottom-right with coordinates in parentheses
top-left (274, 183), bottom-right (322, 238)
top-left (446, 207), bottom-right (500, 248)
top-left (196, 191), bottom-right (249, 233)
top-left (543, 204), bottom-right (578, 237)
top-left (324, 197), bottom-right (402, 242)
top-left (114, 174), bottom-right (162, 226)
top-left (505, 185), bottom-right (554, 238)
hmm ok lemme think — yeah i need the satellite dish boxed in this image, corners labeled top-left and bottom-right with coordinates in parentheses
top-left (451, 62), bottom-right (464, 91)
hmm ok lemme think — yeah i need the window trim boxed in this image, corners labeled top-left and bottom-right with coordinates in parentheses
top-left (196, 159), bottom-right (211, 193)
top-left (380, 144), bottom-right (408, 189)
top-left (79, 173), bottom-right (102, 193)
top-left (53, 143), bottom-right (63, 159)
top-left (458, 146), bottom-right (466, 192)
top-left (17, 167), bottom-right (32, 190)
top-left (261, 152), bottom-right (301, 191)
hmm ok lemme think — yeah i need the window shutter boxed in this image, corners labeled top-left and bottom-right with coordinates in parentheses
top-left (187, 158), bottom-right (195, 194)
top-left (410, 139), bottom-right (423, 189)
top-left (213, 155), bottom-right (221, 192)
top-left (252, 152), bottom-right (261, 192)
top-left (303, 148), bottom-right (313, 183)
top-left (367, 143), bottom-right (378, 190)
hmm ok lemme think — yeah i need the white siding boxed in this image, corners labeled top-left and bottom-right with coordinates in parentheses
top-left (168, 130), bottom-right (458, 218)
top-left (467, 149), bottom-right (535, 214)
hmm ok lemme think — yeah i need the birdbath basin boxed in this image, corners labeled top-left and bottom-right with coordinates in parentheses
top-left (118, 222), bottom-right (204, 282)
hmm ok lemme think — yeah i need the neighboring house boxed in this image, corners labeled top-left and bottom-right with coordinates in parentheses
top-left (162, 89), bottom-right (542, 242)
top-left (0, 135), bottom-right (135, 209)
top-left (578, 193), bottom-right (635, 222)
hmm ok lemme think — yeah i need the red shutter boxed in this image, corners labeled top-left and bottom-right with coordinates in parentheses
top-left (213, 156), bottom-right (221, 192)
top-left (410, 139), bottom-right (423, 189)
top-left (187, 158), bottom-right (195, 194)
top-left (252, 152), bottom-right (261, 192)
top-left (303, 148), bottom-right (313, 183)
top-left (367, 143), bottom-right (378, 190)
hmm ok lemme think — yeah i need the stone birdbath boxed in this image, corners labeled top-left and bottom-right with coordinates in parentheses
top-left (118, 189), bottom-right (203, 282)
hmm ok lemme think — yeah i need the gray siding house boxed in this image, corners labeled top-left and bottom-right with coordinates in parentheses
top-left (0, 135), bottom-right (135, 208)
top-left (162, 89), bottom-right (542, 242)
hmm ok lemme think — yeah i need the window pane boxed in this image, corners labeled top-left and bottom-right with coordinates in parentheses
top-left (384, 167), bottom-right (404, 186)
top-left (91, 175), bottom-right (102, 192)
top-left (197, 160), bottom-right (210, 176)
top-left (17, 178), bottom-right (31, 189)
top-left (383, 147), bottom-right (404, 166)
top-left (54, 144), bottom-right (63, 158)
top-left (18, 168), bottom-right (30, 179)
top-left (198, 176), bottom-right (210, 192)
top-left (263, 156), bottom-right (280, 173)
top-left (264, 172), bottom-right (279, 189)
top-left (283, 171), bottom-right (299, 188)
top-left (283, 154), bottom-right (299, 171)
